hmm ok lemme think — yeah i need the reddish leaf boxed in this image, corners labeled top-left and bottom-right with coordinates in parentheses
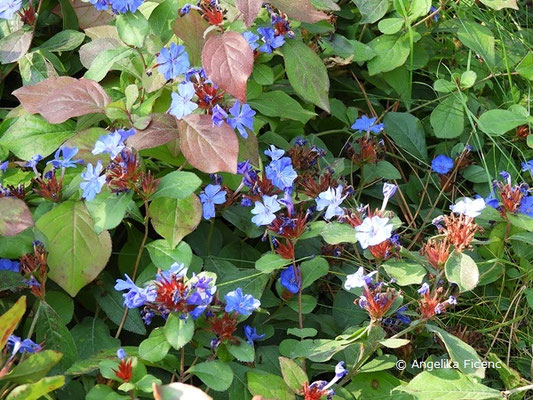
top-left (173, 11), bottom-right (212, 66)
top-left (0, 198), bottom-right (34, 237)
top-left (178, 114), bottom-right (238, 174)
top-left (128, 114), bottom-right (180, 151)
top-left (269, 0), bottom-right (328, 23)
top-left (13, 77), bottom-right (111, 124)
top-left (53, 0), bottom-right (113, 29)
top-left (201, 32), bottom-right (254, 102)
top-left (235, 0), bottom-right (263, 27)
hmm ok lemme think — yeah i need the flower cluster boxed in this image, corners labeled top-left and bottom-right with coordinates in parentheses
top-left (346, 115), bottom-right (385, 166)
top-left (180, 0), bottom-right (225, 25)
top-left (302, 361), bottom-right (347, 400)
top-left (418, 283), bottom-right (457, 319)
top-left (89, 0), bottom-right (142, 13)
top-left (243, 6), bottom-right (293, 54)
top-left (487, 170), bottom-right (533, 217)
top-left (113, 349), bottom-right (133, 382)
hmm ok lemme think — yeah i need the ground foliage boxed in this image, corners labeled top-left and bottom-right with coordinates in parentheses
top-left (0, 0), bottom-right (532, 398)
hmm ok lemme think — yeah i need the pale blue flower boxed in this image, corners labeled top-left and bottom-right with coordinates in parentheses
top-left (315, 185), bottom-right (346, 220)
top-left (199, 184), bottom-right (227, 220)
top-left (114, 274), bottom-right (156, 308)
top-left (243, 31), bottom-right (259, 51)
top-left (80, 161), bottom-right (106, 201)
top-left (47, 146), bottom-right (83, 169)
top-left (169, 82), bottom-right (198, 119)
top-left (224, 288), bottom-right (260, 316)
top-left (0, 0), bottom-right (22, 19)
top-left (264, 145), bottom-right (285, 161)
top-left (92, 132), bottom-right (124, 159)
top-left (157, 43), bottom-right (190, 80)
top-left (351, 115), bottom-right (384, 133)
top-left (265, 157), bottom-right (297, 190)
top-left (251, 195), bottom-right (281, 226)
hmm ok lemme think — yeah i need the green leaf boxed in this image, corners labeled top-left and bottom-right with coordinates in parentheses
top-left (164, 314), bottom-right (195, 350)
top-left (153, 382), bottom-right (212, 400)
top-left (0, 28), bottom-right (33, 64)
top-left (463, 165), bottom-right (490, 183)
top-left (188, 361), bottom-right (234, 391)
top-left (445, 250), bottom-right (479, 292)
top-left (397, 369), bottom-right (501, 399)
top-left (93, 272), bottom-right (146, 335)
top-left (247, 371), bottom-right (295, 400)
top-left (321, 222), bottom-right (356, 244)
top-left (116, 11), bottom-right (149, 48)
top-left (367, 34), bottom-right (411, 76)
top-left (383, 260), bottom-right (426, 285)
top-left (2, 350), bottom-right (62, 384)
top-left (248, 90), bottom-right (316, 123)
top-left (146, 240), bottom-right (193, 269)
top-left (430, 95), bottom-right (465, 138)
top-left (252, 64), bottom-right (274, 85)
top-left (86, 191), bottom-right (133, 234)
top-left (379, 338), bottom-right (410, 348)
top-left (6, 376), bottom-right (65, 400)
top-left (457, 20), bottom-right (495, 67)
top-left (150, 195), bottom-right (202, 248)
top-left (383, 112), bottom-right (428, 161)
top-left (35, 301), bottom-right (78, 373)
top-left (282, 39), bottom-right (330, 112)
top-left (508, 214), bottom-right (533, 232)
top-left (36, 201), bottom-right (112, 296)
top-left (227, 342), bottom-right (255, 362)
top-left (363, 160), bottom-right (401, 180)
top-left (139, 328), bottom-right (171, 363)
top-left (148, 0), bottom-right (179, 44)
top-left (478, 0), bottom-right (517, 10)
top-left (434, 79), bottom-right (457, 93)
top-left (478, 108), bottom-right (529, 136)
top-left (38, 30), bottom-right (85, 52)
top-left (151, 171), bottom-right (202, 200)
top-left (460, 70), bottom-right (477, 88)
top-left (516, 52), bottom-right (533, 81)
top-left (70, 317), bottom-right (120, 360)
top-left (300, 256), bottom-right (329, 289)
top-left (0, 271), bottom-right (25, 291)
top-left (45, 290), bottom-right (74, 325)
top-left (287, 327), bottom-right (317, 338)
top-left (84, 47), bottom-right (134, 82)
top-left (345, 371), bottom-right (411, 399)
top-left (353, 0), bottom-right (389, 23)
top-left (0, 297), bottom-right (26, 350)
top-left (279, 357), bottom-right (308, 393)
top-left (378, 18), bottom-right (404, 34)
top-left (426, 324), bottom-right (485, 378)
top-left (0, 114), bottom-right (76, 160)
top-left (255, 253), bottom-right (291, 273)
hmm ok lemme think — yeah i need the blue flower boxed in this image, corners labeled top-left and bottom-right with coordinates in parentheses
top-left (522, 160), bottom-right (533, 175)
top-left (351, 115), bottom-right (384, 133)
top-left (280, 265), bottom-right (301, 294)
top-left (117, 128), bottom-right (136, 142)
top-left (0, 259), bottom-right (19, 272)
top-left (169, 82), bottom-right (198, 119)
top-left (80, 161), bottom-right (106, 201)
top-left (264, 145), bottom-right (285, 161)
top-left (395, 305), bottom-right (411, 325)
top-left (0, 161), bottom-right (8, 172)
top-left (244, 325), bottom-right (265, 344)
top-left (47, 146), bottom-right (83, 169)
top-left (431, 155), bottom-right (454, 174)
top-left (109, 0), bottom-right (142, 13)
top-left (257, 27), bottom-right (285, 53)
top-left (199, 184), bottom-right (227, 220)
top-left (315, 185), bottom-right (346, 220)
top-left (117, 348), bottom-right (127, 360)
top-left (114, 274), bottom-right (156, 309)
top-left (211, 104), bottom-right (228, 127)
top-left (89, 0), bottom-right (108, 10)
top-left (265, 157), bottom-right (297, 190)
top-left (7, 335), bottom-right (41, 356)
top-left (519, 196), bottom-right (533, 217)
top-left (227, 101), bottom-right (255, 138)
top-left (243, 31), bottom-right (260, 51)
top-left (24, 155), bottom-right (43, 169)
top-left (224, 288), bottom-right (260, 316)
top-left (157, 43), bottom-right (190, 80)
top-left (0, 0), bottom-right (22, 19)
top-left (418, 282), bottom-right (430, 295)
top-left (429, 5), bottom-right (439, 22)
top-left (93, 132), bottom-right (125, 159)
top-left (482, 193), bottom-right (499, 209)
top-left (251, 195), bottom-right (281, 226)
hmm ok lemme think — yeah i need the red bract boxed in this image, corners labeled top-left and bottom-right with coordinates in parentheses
top-left (421, 237), bottom-right (450, 269)
top-left (440, 214), bottom-right (480, 253)
top-left (498, 182), bottom-right (525, 215)
top-left (357, 285), bottom-right (398, 322)
top-left (33, 171), bottom-right (62, 202)
top-left (113, 358), bottom-right (133, 382)
top-left (302, 382), bottom-right (329, 400)
top-left (347, 134), bottom-right (381, 165)
top-left (106, 150), bottom-right (141, 193)
top-left (273, 238), bottom-right (295, 260)
top-left (153, 275), bottom-right (190, 314)
top-left (201, 0), bottom-right (224, 25)
top-left (194, 81), bottom-right (224, 110)
top-left (368, 238), bottom-right (397, 261)
top-left (208, 312), bottom-right (239, 344)
top-left (298, 172), bottom-right (337, 198)
top-left (268, 211), bottom-right (309, 239)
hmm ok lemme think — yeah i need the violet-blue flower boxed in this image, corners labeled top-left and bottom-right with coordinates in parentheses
top-left (24, 155), bottom-right (43, 169)
top-left (0, 259), bottom-right (19, 272)
top-left (519, 196), bottom-right (533, 217)
top-left (279, 265), bottom-right (301, 294)
top-left (315, 185), bottom-right (346, 220)
top-left (93, 132), bottom-right (125, 159)
top-left (211, 104), bottom-right (228, 127)
top-left (244, 325), bottom-right (265, 344)
top-left (157, 43), bottom-right (190, 80)
top-left (0, 161), bottom-right (8, 172)
top-left (0, 0), bottom-right (22, 19)
top-left (224, 287), bottom-right (260, 316)
top-left (169, 82), bottom-right (198, 119)
top-left (264, 145), bottom-right (285, 161)
top-left (431, 154), bottom-right (454, 174)
top-left (251, 195), bottom-right (281, 226)
top-left (227, 101), bottom-right (255, 138)
top-left (80, 161), bottom-right (106, 201)
top-left (199, 184), bottom-right (227, 220)
top-left (257, 27), bottom-right (285, 53)
top-left (521, 160), bottom-right (533, 175)
top-left (109, 0), bottom-right (143, 13)
top-left (243, 31), bottom-right (260, 51)
top-left (114, 274), bottom-right (156, 309)
top-left (117, 348), bottom-right (126, 360)
top-left (351, 115), bottom-right (384, 133)
top-left (7, 335), bottom-right (41, 356)
top-left (265, 157), bottom-right (297, 191)
top-left (47, 146), bottom-right (83, 169)
top-left (429, 5), bottom-right (439, 22)
top-left (89, 0), bottom-right (108, 10)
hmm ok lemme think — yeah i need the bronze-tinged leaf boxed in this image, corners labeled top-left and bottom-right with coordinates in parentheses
top-left (53, 0), bottom-right (114, 29)
top-left (128, 113), bottom-right (179, 151)
top-left (235, 0), bottom-right (263, 27)
top-left (178, 114), bottom-right (238, 174)
top-left (13, 77), bottom-right (111, 124)
top-left (201, 32), bottom-right (254, 102)
top-left (238, 132), bottom-right (259, 165)
top-left (0, 198), bottom-right (34, 237)
top-left (269, 0), bottom-right (328, 23)
top-left (173, 11), bottom-right (212, 66)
